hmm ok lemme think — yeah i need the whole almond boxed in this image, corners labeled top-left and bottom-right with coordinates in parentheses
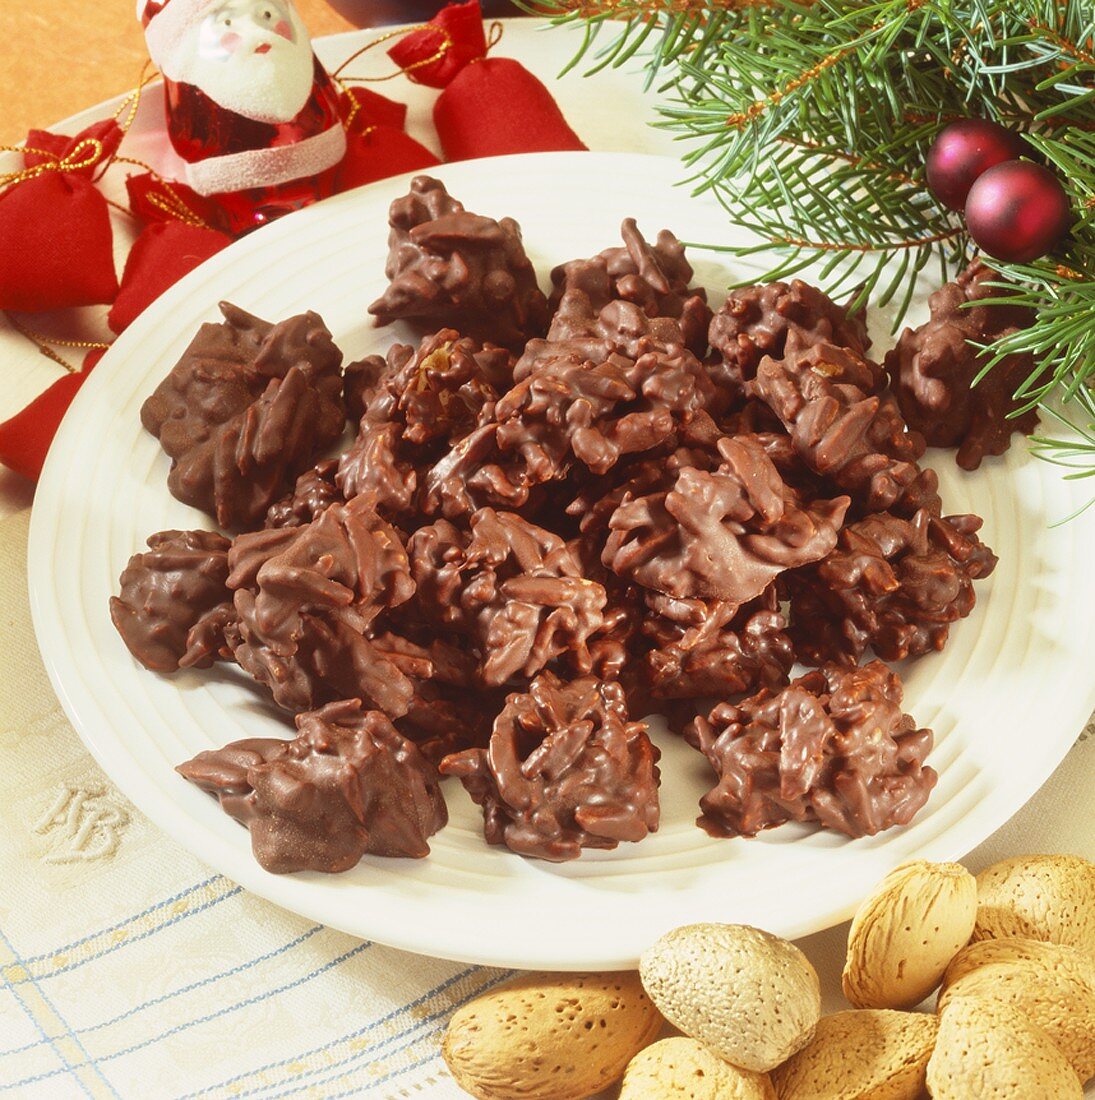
top-left (927, 995), bottom-right (1082, 1099)
top-left (640, 924), bottom-right (820, 1072)
top-left (771, 1009), bottom-right (937, 1100)
top-left (619, 1037), bottom-right (777, 1099)
top-left (972, 854), bottom-right (1095, 955)
top-left (842, 861), bottom-right (977, 1010)
top-left (937, 937), bottom-right (1095, 1081)
top-left (442, 971), bottom-right (662, 1100)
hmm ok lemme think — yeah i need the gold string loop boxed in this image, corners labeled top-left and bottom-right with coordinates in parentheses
top-left (0, 138), bottom-right (106, 192)
top-left (108, 154), bottom-right (215, 231)
top-left (4, 312), bottom-right (111, 375)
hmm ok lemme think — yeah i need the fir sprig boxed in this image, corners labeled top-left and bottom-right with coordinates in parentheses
top-left (538, 0), bottom-right (1095, 499)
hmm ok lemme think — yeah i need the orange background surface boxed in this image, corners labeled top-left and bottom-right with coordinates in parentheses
top-left (0, 0), bottom-right (354, 144)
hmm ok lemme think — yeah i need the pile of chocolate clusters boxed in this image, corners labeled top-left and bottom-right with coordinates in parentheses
top-left (111, 176), bottom-right (1025, 872)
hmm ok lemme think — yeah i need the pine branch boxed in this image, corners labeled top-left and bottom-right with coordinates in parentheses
top-left (546, 0), bottom-right (1095, 504)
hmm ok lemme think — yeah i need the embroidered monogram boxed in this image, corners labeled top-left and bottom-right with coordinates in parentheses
top-left (33, 785), bottom-right (129, 864)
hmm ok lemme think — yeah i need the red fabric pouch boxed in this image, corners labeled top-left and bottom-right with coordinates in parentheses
top-left (388, 0), bottom-right (586, 162)
top-left (0, 172), bottom-right (118, 312)
top-left (335, 86), bottom-right (441, 192)
top-left (108, 222), bottom-right (232, 334)
top-left (124, 171), bottom-right (236, 237)
top-left (24, 119), bottom-right (124, 178)
top-left (0, 349), bottom-right (103, 482)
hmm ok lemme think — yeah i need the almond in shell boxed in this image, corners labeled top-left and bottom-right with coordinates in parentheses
top-left (937, 937), bottom-right (1095, 1082)
top-left (619, 1037), bottom-right (777, 1099)
top-left (771, 1009), bottom-right (937, 1100)
top-left (927, 995), bottom-right (1082, 1099)
top-left (972, 854), bottom-right (1095, 956)
top-left (442, 971), bottom-right (662, 1100)
top-left (842, 861), bottom-right (977, 1010)
top-left (639, 923), bottom-right (820, 1073)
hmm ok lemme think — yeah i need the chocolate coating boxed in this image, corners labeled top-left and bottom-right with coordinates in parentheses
top-left (177, 699), bottom-right (447, 873)
top-left (603, 435), bottom-right (849, 607)
top-left (141, 303), bottom-right (346, 532)
top-left (264, 460), bottom-right (343, 529)
top-left (110, 529), bottom-right (233, 672)
top-left (787, 509), bottom-right (997, 665)
top-left (885, 261), bottom-right (1039, 470)
top-left (408, 508), bottom-right (606, 687)
top-left (440, 672), bottom-right (659, 862)
top-left (226, 496), bottom-right (417, 716)
top-left (708, 280), bottom-right (870, 401)
top-left (686, 660), bottom-right (936, 839)
top-left (368, 176), bottom-right (548, 350)
top-left (753, 342), bottom-right (941, 517)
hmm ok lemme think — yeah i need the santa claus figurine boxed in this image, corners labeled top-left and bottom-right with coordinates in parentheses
top-left (139, 0), bottom-right (347, 232)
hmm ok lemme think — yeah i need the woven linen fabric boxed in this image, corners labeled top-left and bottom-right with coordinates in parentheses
top-left (1, 502), bottom-right (1093, 1098)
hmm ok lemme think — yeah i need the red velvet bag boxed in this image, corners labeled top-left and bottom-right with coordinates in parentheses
top-left (23, 119), bottom-right (124, 179)
top-left (124, 171), bottom-right (236, 237)
top-left (0, 172), bottom-right (118, 312)
top-left (108, 222), bottom-right (232, 334)
top-left (335, 87), bottom-right (441, 192)
top-left (0, 349), bottom-right (103, 482)
top-left (388, 0), bottom-right (586, 162)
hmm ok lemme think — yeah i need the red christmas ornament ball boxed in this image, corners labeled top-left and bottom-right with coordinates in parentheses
top-left (965, 161), bottom-right (1072, 263)
top-left (926, 119), bottom-right (1027, 211)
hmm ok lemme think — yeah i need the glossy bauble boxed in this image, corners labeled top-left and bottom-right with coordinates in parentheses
top-left (926, 119), bottom-right (1027, 211)
top-left (965, 161), bottom-right (1072, 264)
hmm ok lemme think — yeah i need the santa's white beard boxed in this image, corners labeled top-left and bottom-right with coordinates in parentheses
top-left (174, 16), bottom-right (317, 124)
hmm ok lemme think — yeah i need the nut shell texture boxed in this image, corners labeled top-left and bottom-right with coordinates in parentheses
top-left (937, 937), bottom-right (1095, 1081)
top-left (619, 1037), bottom-right (777, 1099)
top-left (973, 854), bottom-right (1095, 956)
top-left (771, 1009), bottom-right (937, 1100)
top-left (442, 970), bottom-right (662, 1100)
top-left (927, 996), bottom-right (1082, 1099)
top-left (639, 923), bottom-right (820, 1072)
top-left (843, 861), bottom-right (977, 1009)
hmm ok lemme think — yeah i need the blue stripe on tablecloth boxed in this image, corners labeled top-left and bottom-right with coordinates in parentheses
top-left (0, 925), bottom-right (325, 1061)
top-left (187, 965), bottom-right (500, 1099)
top-left (4, 941), bottom-right (372, 1091)
top-left (0, 927), bottom-right (108, 1100)
top-left (259, 970), bottom-right (512, 1100)
top-left (28, 884), bottom-right (243, 983)
top-left (17, 877), bottom-right (221, 965)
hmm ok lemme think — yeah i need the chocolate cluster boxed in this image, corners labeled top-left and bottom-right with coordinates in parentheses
top-left (686, 661), bottom-right (936, 839)
top-left (368, 175), bottom-right (548, 350)
top-left (441, 672), bottom-right (659, 862)
top-left (885, 261), bottom-right (1038, 470)
top-left (177, 699), bottom-right (447, 873)
top-left (141, 304), bottom-right (346, 531)
top-left (115, 177), bottom-right (1009, 871)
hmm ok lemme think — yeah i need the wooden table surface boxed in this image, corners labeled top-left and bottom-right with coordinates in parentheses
top-left (0, 0), bottom-right (354, 145)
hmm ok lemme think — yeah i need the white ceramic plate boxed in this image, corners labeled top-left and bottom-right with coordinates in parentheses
top-left (29, 152), bottom-right (1095, 969)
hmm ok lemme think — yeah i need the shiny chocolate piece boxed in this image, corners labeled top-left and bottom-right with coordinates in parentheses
top-left (265, 460), bottom-right (343, 529)
top-left (226, 495), bottom-right (417, 716)
top-left (639, 586), bottom-right (794, 701)
top-left (110, 529), bottom-right (233, 672)
top-left (686, 660), bottom-right (936, 839)
top-left (753, 342), bottom-right (941, 517)
top-left (408, 508), bottom-right (606, 687)
top-left (368, 176), bottom-right (548, 350)
top-left (603, 435), bottom-right (849, 607)
top-left (708, 280), bottom-right (871, 400)
top-left (177, 699), bottom-right (447, 873)
top-left (885, 261), bottom-right (1039, 470)
top-left (141, 303), bottom-right (346, 532)
top-left (440, 672), bottom-right (659, 862)
top-left (787, 509), bottom-right (997, 665)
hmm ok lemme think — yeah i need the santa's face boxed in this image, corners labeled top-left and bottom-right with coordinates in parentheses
top-left (181, 0), bottom-right (316, 123)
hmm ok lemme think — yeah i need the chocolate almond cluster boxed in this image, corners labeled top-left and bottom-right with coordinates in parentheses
top-left (114, 176), bottom-right (1012, 874)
